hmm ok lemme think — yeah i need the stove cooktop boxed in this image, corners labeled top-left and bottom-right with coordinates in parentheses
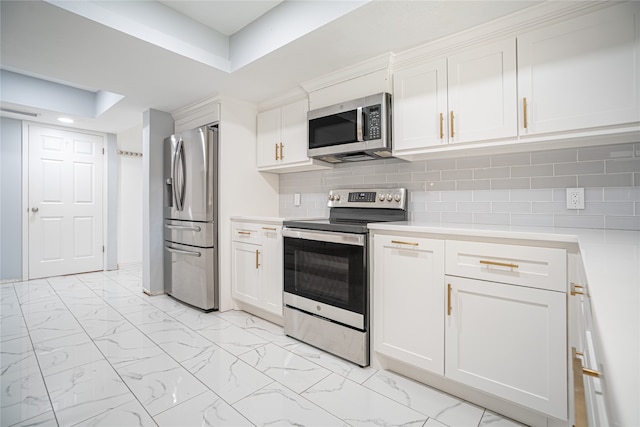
top-left (284, 188), bottom-right (408, 234)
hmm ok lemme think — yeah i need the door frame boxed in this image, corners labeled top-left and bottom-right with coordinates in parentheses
top-left (21, 121), bottom-right (110, 280)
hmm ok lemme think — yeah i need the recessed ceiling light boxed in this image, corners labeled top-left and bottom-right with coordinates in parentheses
top-left (58, 117), bottom-right (74, 123)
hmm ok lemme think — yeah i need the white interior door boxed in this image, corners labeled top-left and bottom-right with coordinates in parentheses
top-left (28, 125), bottom-right (104, 279)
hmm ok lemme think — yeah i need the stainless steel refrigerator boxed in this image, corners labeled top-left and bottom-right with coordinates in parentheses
top-left (163, 124), bottom-right (219, 311)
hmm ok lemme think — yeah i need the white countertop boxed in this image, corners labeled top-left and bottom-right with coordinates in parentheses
top-left (230, 216), bottom-right (284, 224)
top-left (368, 221), bottom-right (640, 423)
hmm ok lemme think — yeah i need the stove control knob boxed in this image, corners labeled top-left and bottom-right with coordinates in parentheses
top-left (386, 193), bottom-right (393, 202)
top-left (328, 194), bottom-right (333, 201)
top-left (334, 194), bottom-right (340, 201)
top-left (394, 193), bottom-right (401, 202)
top-left (378, 194), bottom-right (385, 202)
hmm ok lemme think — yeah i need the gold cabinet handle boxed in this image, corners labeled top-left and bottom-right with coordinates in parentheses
top-left (238, 231), bottom-right (251, 235)
top-left (571, 282), bottom-right (586, 296)
top-left (255, 249), bottom-right (260, 269)
top-left (262, 227), bottom-right (277, 231)
top-left (391, 240), bottom-right (419, 247)
top-left (450, 111), bottom-right (455, 138)
top-left (439, 112), bottom-right (444, 139)
top-left (275, 143), bottom-right (279, 160)
top-left (279, 143), bottom-right (284, 160)
top-left (582, 367), bottom-right (601, 378)
top-left (523, 97), bottom-right (528, 129)
top-left (447, 283), bottom-right (452, 316)
top-left (479, 260), bottom-right (519, 269)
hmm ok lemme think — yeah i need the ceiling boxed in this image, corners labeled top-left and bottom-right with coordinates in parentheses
top-left (0, 0), bottom-right (541, 135)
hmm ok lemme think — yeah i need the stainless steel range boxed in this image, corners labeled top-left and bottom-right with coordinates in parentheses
top-left (282, 188), bottom-right (407, 366)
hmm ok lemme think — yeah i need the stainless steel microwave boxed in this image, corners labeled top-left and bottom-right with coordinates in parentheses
top-left (307, 92), bottom-right (392, 163)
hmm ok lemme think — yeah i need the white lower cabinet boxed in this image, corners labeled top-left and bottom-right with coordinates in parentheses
top-left (372, 231), bottom-right (568, 421)
top-left (373, 235), bottom-right (445, 374)
top-left (445, 275), bottom-right (567, 420)
top-left (231, 220), bottom-right (283, 318)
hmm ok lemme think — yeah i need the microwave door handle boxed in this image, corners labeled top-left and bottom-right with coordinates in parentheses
top-left (356, 106), bottom-right (364, 142)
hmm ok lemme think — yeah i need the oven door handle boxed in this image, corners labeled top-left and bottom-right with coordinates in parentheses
top-left (282, 228), bottom-right (365, 246)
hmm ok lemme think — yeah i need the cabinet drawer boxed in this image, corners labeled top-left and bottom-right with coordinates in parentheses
top-left (231, 223), bottom-right (261, 244)
top-left (446, 240), bottom-right (566, 292)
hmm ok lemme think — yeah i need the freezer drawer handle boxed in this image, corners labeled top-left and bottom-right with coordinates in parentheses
top-left (165, 245), bottom-right (201, 257)
top-left (164, 224), bottom-right (201, 232)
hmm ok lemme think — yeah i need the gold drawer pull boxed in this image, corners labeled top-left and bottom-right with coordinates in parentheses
top-left (255, 250), bottom-right (260, 269)
top-left (523, 97), bottom-right (528, 129)
top-left (391, 240), bottom-right (419, 247)
top-left (571, 282), bottom-right (586, 296)
top-left (439, 112), bottom-right (444, 139)
top-left (479, 260), bottom-right (519, 269)
top-left (583, 367), bottom-right (601, 378)
top-left (447, 283), bottom-right (452, 316)
top-left (262, 227), bottom-right (277, 231)
top-left (237, 231), bottom-right (251, 235)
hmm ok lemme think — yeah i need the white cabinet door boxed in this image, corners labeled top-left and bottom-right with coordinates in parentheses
top-left (231, 241), bottom-right (261, 306)
top-left (279, 99), bottom-right (309, 164)
top-left (393, 59), bottom-right (448, 151)
top-left (518, 2), bottom-right (640, 135)
top-left (260, 224), bottom-right (283, 316)
top-left (256, 108), bottom-right (281, 168)
top-left (373, 235), bottom-right (445, 375)
top-left (447, 38), bottom-right (517, 144)
top-left (445, 275), bottom-right (567, 420)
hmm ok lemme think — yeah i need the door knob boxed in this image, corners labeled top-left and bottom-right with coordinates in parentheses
top-left (31, 207), bottom-right (39, 213)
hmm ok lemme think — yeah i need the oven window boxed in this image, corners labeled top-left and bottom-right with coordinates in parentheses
top-left (308, 110), bottom-right (357, 149)
top-left (284, 237), bottom-right (365, 314)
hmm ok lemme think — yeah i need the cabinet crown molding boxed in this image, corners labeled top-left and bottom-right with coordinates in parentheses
top-left (300, 52), bottom-right (394, 94)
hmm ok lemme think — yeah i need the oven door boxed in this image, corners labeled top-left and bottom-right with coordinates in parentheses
top-left (282, 228), bottom-right (367, 330)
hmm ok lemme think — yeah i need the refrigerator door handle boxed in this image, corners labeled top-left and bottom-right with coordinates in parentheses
top-left (173, 139), bottom-right (186, 211)
top-left (164, 224), bottom-right (201, 232)
top-left (165, 245), bottom-right (201, 257)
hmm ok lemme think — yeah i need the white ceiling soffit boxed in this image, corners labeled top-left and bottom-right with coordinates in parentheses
top-left (46, 0), bottom-right (370, 73)
top-left (0, 69), bottom-right (124, 118)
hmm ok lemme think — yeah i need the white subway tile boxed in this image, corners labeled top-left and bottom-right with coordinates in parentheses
top-left (457, 180), bottom-right (491, 191)
top-left (491, 202), bottom-right (531, 213)
top-left (532, 148), bottom-right (576, 165)
top-left (578, 144), bottom-right (634, 161)
top-left (491, 152), bottom-right (531, 167)
top-left (491, 178), bottom-right (530, 190)
top-left (473, 190), bottom-right (510, 202)
top-left (473, 213), bottom-right (510, 226)
top-left (511, 189), bottom-right (553, 202)
top-left (441, 190), bottom-right (472, 202)
top-left (554, 161), bottom-right (604, 176)
top-left (554, 214), bottom-right (604, 229)
top-left (604, 187), bottom-right (640, 201)
top-left (511, 214), bottom-right (554, 227)
top-left (578, 173), bottom-right (633, 188)
top-left (531, 176), bottom-right (576, 189)
top-left (605, 216), bottom-right (640, 231)
top-left (511, 164), bottom-right (554, 178)
top-left (473, 167), bottom-right (510, 179)
top-left (457, 202), bottom-right (491, 213)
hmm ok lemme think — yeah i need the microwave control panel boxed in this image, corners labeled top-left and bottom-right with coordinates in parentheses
top-left (364, 105), bottom-right (381, 140)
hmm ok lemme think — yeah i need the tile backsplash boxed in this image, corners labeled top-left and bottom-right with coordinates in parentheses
top-left (279, 142), bottom-right (640, 230)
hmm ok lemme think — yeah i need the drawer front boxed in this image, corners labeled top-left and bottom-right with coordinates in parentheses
top-left (446, 240), bottom-right (566, 292)
top-left (164, 219), bottom-right (215, 247)
top-left (231, 223), bottom-right (261, 244)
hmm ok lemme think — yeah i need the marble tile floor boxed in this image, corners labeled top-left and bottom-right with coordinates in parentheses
top-left (0, 266), bottom-right (526, 427)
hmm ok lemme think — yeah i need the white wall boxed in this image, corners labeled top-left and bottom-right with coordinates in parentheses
top-left (116, 124), bottom-right (143, 266)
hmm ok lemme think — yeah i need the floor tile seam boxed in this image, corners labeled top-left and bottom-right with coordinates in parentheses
top-left (41, 281), bottom-right (157, 426)
top-left (230, 377), bottom-right (353, 427)
top-left (148, 387), bottom-right (232, 424)
top-left (12, 283), bottom-right (61, 427)
top-left (243, 340), bottom-right (336, 386)
top-left (105, 293), bottom-right (246, 414)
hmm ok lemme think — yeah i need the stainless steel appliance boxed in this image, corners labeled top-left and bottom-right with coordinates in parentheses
top-left (163, 124), bottom-right (219, 311)
top-left (282, 188), bottom-right (407, 366)
top-left (307, 93), bottom-right (392, 163)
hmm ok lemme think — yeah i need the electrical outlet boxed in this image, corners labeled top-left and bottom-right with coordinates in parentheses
top-left (566, 188), bottom-right (584, 209)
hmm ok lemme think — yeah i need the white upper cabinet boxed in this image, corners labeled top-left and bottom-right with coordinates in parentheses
top-left (257, 99), bottom-right (332, 173)
top-left (392, 38), bottom-right (517, 152)
top-left (393, 59), bottom-right (448, 150)
top-left (517, 2), bottom-right (640, 136)
top-left (447, 38), bottom-right (518, 144)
